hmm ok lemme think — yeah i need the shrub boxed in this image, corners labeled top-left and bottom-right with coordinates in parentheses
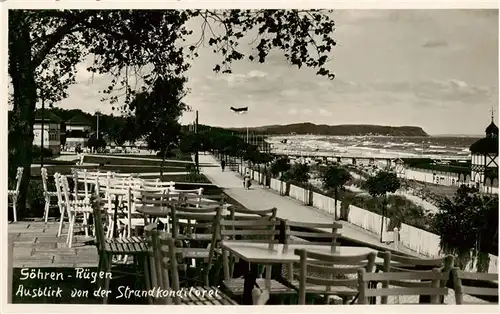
top-left (26, 180), bottom-right (46, 218)
top-left (32, 145), bottom-right (53, 159)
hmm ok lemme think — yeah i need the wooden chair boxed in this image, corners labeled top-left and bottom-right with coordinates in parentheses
top-left (294, 249), bottom-right (376, 304)
top-left (8, 167), bottom-right (23, 222)
top-left (218, 217), bottom-right (295, 298)
top-left (285, 220), bottom-right (343, 289)
top-left (149, 230), bottom-right (238, 305)
top-left (92, 187), bottom-right (152, 304)
top-left (170, 205), bottom-right (222, 286)
top-left (357, 267), bottom-right (449, 304)
top-left (60, 175), bottom-right (93, 247)
top-left (41, 167), bottom-right (58, 222)
top-left (451, 268), bottom-right (498, 304)
top-left (377, 251), bottom-right (454, 304)
top-left (54, 173), bottom-right (69, 237)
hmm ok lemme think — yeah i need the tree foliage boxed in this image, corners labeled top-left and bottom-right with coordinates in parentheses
top-left (364, 171), bottom-right (401, 198)
top-left (270, 156), bottom-right (291, 177)
top-left (433, 185), bottom-right (498, 271)
top-left (128, 76), bottom-right (188, 155)
top-left (9, 9), bottom-right (337, 216)
top-left (322, 164), bottom-right (351, 193)
top-left (282, 163), bottom-right (310, 183)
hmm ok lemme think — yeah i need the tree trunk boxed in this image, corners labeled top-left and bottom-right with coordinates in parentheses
top-left (9, 12), bottom-right (37, 220)
top-left (379, 195), bottom-right (386, 242)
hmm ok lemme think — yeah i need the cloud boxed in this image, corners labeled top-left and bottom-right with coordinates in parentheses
top-left (421, 39), bottom-right (448, 48)
top-left (46, 9), bottom-right (497, 136)
top-left (318, 108), bottom-right (333, 117)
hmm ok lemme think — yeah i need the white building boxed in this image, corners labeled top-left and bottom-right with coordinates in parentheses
top-left (33, 111), bottom-right (62, 155)
top-left (65, 115), bottom-right (92, 148)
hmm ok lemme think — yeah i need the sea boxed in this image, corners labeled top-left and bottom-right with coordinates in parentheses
top-left (266, 135), bottom-right (481, 160)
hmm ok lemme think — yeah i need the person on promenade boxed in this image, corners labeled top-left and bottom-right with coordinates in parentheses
top-left (243, 171), bottom-right (251, 189)
top-left (221, 160), bottom-right (226, 172)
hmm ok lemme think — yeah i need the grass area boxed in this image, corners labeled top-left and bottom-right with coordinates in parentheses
top-left (32, 159), bottom-right (76, 166)
top-left (83, 155), bottom-right (193, 167)
top-left (115, 154), bottom-right (194, 162)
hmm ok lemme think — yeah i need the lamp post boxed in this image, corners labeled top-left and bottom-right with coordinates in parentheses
top-left (96, 110), bottom-right (101, 139)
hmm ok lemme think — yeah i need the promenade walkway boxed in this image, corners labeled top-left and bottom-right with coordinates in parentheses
top-left (197, 154), bottom-right (422, 256)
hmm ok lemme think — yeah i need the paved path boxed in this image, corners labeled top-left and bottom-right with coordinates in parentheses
top-left (199, 154), bottom-right (422, 256)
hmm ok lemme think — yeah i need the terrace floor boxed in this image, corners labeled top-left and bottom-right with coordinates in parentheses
top-left (8, 220), bottom-right (98, 268)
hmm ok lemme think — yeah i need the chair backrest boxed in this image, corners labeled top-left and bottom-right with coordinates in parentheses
top-left (219, 216), bottom-right (280, 248)
top-left (112, 172), bottom-right (136, 179)
top-left (151, 230), bottom-right (186, 305)
top-left (53, 173), bottom-right (64, 212)
top-left (60, 175), bottom-right (90, 214)
top-left (378, 251), bottom-right (454, 304)
top-left (284, 220), bottom-right (342, 253)
top-left (294, 249), bottom-right (376, 304)
top-left (143, 180), bottom-right (175, 190)
top-left (357, 267), bottom-right (449, 304)
top-left (136, 189), bottom-right (172, 207)
top-left (178, 193), bottom-right (226, 209)
top-left (171, 205), bottom-right (222, 241)
top-left (227, 206), bottom-right (277, 221)
top-left (92, 180), bottom-right (107, 253)
top-left (451, 268), bottom-right (499, 304)
top-left (40, 167), bottom-right (50, 195)
top-left (170, 187), bottom-right (203, 195)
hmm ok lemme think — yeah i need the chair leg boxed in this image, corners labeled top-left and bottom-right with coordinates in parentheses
top-left (103, 254), bottom-right (113, 304)
top-left (142, 255), bottom-right (153, 304)
top-left (12, 196), bottom-right (17, 223)
top-left (57, 207), bottom-right (66, 237)
top-left (83, 213), bottom-right (89, 237)
top-left (44, 198), bottom-right (50, 223)
top-left (96, 255), bottom-right (104, 289)
top-left (68, 214), bottom-right (76, 248)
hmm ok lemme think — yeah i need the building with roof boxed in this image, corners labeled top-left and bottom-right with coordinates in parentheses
top-left (469, 113), bottom-right (498, 192)
top-left (33, 111), bottom-right (63, 155)
top-left (65, 114), bottom-right (92, 148)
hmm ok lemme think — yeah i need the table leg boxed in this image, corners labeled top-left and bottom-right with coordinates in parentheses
top-left (242, 263), bottom-right (259, 305)
top-left (113, 195), bottom-right (119, 238)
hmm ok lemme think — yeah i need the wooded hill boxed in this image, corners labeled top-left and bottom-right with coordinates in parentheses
top-left (228, 122), bottom-right (428, 136)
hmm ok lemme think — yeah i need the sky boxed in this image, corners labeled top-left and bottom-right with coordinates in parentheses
top-left (51, 9), bottom-right (499, 135)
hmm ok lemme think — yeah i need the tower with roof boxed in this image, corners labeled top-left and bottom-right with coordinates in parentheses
top-left (469, 109), bottom-right (498, 190)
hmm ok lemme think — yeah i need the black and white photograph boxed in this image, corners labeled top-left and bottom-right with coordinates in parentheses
top-left (4, 0), bottom-right (499, 310)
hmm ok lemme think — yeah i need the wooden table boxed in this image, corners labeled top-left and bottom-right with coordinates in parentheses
top-left (221, 241), bottom-right (378, 264)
